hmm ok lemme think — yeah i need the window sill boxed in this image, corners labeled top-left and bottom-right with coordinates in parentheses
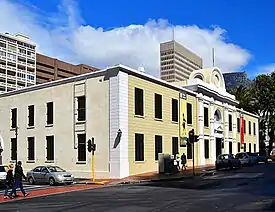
top-left (45, 124), bottom-right (53, 128)
top-left (76, 161), bottom-right (86, 164)
top-left (76, 121), bottom-right (86, 125)
top-left (45, 160), bottom-right (54, 163)
top-left (27, 126), bottom-right (35, 129)
top-left (134, 115), bottom-right (144, 119)
top-left (154, 118), bottom-right (163, 122)
top-left (134, 161), bottom-right (145, 163)
top-left (187, 124), bottom-right (193, 126)
top-left (204, 126), bottom-right (209, 129)
top-left (171, 121), bottom-right (179, 124)
top-left (26, 160), bottom-right (35, 163)
top-left (10, 128), bottom-right (16, 131)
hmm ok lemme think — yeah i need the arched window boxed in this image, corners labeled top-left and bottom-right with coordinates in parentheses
top-left (214, 109), bottom-right (222, 122)
top-left (194, 74), bottom-right (204, 81)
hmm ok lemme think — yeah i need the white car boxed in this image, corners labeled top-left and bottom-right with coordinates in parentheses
top-left (235, 152), bottom-right (257, 166)
top-left (0, 165), bottom-right (8, 184)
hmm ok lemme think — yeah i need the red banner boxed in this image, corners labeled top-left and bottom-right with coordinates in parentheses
top-left (240, 117), bottom-right (244, 143)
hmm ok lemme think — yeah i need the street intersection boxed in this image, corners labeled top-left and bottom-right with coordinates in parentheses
top-left (0, 163), bottom-right (275, 211)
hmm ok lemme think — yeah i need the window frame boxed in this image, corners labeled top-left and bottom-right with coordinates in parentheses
top-left (27, 137), bottom-right (35, 161)
top-left (77, 96), bottom-right (86, 122)
top-left (77, 134), bottom-right (86, 162)
top-left (154, 93), bottom-right (162, 119)
top-left (172, 99), bottom-right (178, 122)
top-left (46, 135), bottom-right (54, 161)
top-left (155, 135), bottom-right (163, 160)
top-left (46, 102), bottom-right (53, 125)
top-left (187, 103), bottom-right (192, 125)
top-left (204, 139), bottom-right (209, 159)
top-left (204, 107), bottom-right (209, 127)
top-left (28, 105), bottom-right (34, 127)
top-left (135, 134), bottom-right (144, 161)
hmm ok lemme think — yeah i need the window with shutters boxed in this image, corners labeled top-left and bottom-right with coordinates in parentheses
top-left (229, 114), bottom-right (232, 131)
top-left (155, 135), bottom-right (162, 160)
top-left (237, 118), bottom-right (240, 132)
top-left (187, 103), bottom-right (192, 124)
top-left (187, 143), bottom-right (192, 159)
top-left (204, 107), bottom-right (209, 127)
top-left (28, 105), bottom-right (34, 127)
top-left (135, 134), bottom-right (144, 161)
top-left (229, 142), bottom-right (232, 154)
top-left (135, 88), bottom-right (144, 116)
top-left (155, 94), bottom-right (162, 119)
top-left (46, 136), bottom-right (54, 161)
top-left (11, 138), bottom-right (17, 161)
top-left (172, 99), bottom-right (178, 122)
top-left (78, 134), bottom-right (86, 161)
top-left (172, 137), bottom-right (179, 156)
top-left (77, 96), bottom-right (86, 121)
top-left (27, 137), bottom-right (35, 161)
top-left (46, 102), bottom-right (53, 125)
top-left (204, 139), bottom-right (209, 159)
top-left (11, 108), bottom-right (17, 128)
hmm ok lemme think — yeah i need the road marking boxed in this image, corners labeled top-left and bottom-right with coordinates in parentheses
top-left (0, 184), bottom-right (51, 194)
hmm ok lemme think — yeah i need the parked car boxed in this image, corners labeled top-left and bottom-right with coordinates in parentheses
top-left (26, 166), bottom-right (74, 186)
top-left (251, 152), bottom-right (269, 163)
top-left (0, 165), bottom-right (8, 185)
top-left (215, 154), bottom-right (241, 170)
top-left (235, 152), bottom-right (257, 166)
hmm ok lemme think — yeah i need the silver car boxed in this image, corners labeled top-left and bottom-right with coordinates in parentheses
top-left (26, 166), bottom-right (74, 186)
top-left (0, 165), bottom-right (8, 185)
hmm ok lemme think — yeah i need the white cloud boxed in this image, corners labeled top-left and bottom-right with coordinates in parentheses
top-left (258, 64), bottom-right (275, 75)
top-left (0, 0), bottom-right (252, 77)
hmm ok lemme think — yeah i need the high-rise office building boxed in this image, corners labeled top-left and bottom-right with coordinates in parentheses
top-left (36, 53), bottom-right (98, 84)
top-left (0, 33), bottom-right (36, 93)
top-left (160, 40), bottom-right (203, 82)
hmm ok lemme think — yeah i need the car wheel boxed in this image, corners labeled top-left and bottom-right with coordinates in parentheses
top-left (49, 177), bottom-right (55, 186)
top-left (28, 177), bottom-right (35, 185)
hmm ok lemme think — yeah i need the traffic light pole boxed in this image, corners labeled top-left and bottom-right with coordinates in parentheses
top-left (192, 142), bottom-right (195, 176)
top-left (92, 150), bottom-right (95, 182)
top-left (15, 126), bottom-right (18, 165)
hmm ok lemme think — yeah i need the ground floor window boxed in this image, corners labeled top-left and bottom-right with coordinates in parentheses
top-left (229, 141), bottom-right (232, 154)
top-left (11, 138), bottom-right (17, 161)
top-left (135, 134), bottom-right (144, 161)
top-left (77, 134), bottom-right (86, 162)
top-left (243, 143), bottom-right (246, 152)
top-left (172, 137), bottom-right (178, 156)
top-left (249, 143), bottom-right (251, 153)
top-left (187, 143), bottom-right (192, 159)
top-left (254, 144), bottom-right (256, 152)
top-left (204, 139), bottom-right (209, 159)
top-left (27, 137), bottom-right (35, 161)
top-left (46, 136), bottom-right (54, 161)
top-left (155, 135), bottom-right (162, 160)
top-left (238, 142), bottom-right (241, 152)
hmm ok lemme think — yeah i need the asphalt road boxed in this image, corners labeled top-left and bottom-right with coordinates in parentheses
top-left (1, 163), bottom-right (275, 212)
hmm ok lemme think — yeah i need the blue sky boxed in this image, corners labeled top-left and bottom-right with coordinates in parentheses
top-left (2, 0), bottom-right (275, 78)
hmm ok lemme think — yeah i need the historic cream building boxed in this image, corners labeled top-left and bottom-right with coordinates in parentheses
top-left (0, 65), bottom-right (259, 179)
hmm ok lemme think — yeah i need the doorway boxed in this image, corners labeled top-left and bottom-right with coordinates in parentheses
top-left (216, 138), bottom-right (222, 158)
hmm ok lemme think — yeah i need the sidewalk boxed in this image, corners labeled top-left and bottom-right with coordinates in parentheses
top-left (0, 184), bottom-right (104, 203)
top-left (76, 164), bottom-right (215, 185)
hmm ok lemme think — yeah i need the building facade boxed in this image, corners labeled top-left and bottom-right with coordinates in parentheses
top-left (0, 33), bottom-right (36, 94)
top-left (36, 53), bottom-right (98, 84)
top-left (160, 40), bottom-right (203, 82)
top-left (0, 65), bottom-right (259, 179)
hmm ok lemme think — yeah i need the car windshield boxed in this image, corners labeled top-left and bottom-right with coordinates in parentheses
top-left (47, 166), bottom-right (65, 172)
top-left (0, 166), bottom-right (7, 172)
top-left (235, 154), bottom-right (243, 159)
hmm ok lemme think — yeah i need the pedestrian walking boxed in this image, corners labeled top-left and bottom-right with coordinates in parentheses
top-left (176, 153), bottom-right (181, 171)
top-left (9, 161), bottom-right (29, 199)
top-left (3, 164), bottom-right (17, 199)
top-left (181, 153), bottom-right (187, 171)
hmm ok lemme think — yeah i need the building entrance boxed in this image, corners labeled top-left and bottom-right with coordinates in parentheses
top-left (216, 138), bottom-right (222, 158)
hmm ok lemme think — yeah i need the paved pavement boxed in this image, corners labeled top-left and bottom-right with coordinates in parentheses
top-left (0, 183), bottom-right (52, 195)
top-left (1, 163), bottom-right (275, 211)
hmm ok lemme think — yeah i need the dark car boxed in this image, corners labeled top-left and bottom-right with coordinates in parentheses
top-left (215, 154), bottom-right (241, 170)
top-left (251, 152), bottom-right (269, 163)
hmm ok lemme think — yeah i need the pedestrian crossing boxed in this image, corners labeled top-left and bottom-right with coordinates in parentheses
top-left (0, 184), bottom-right (51, 195)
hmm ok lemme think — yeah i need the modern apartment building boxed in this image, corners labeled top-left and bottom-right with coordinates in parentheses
top-left (0, 64), bottom-right (259, 179)
top-left (36, 53), bottom-right (98, 84)
top-left (0, 33), bottom-right (36, 94)
top-left (160, 40), bottom-right (203, 82)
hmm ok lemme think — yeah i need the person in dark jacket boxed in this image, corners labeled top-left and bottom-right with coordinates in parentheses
top-left (181, 153), bottom-right (187, 171)
top-left (3, 164), bottom-right (16, 199)
top-left (9, 161), bottom-right (29, 198)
